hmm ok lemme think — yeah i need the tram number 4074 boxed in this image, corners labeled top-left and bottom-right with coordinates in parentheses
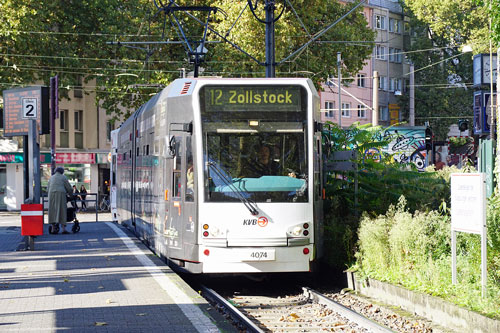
top-left (242, 250), bottom-right (275, 261)
top-left (251, 252), bottom-right (268, 259)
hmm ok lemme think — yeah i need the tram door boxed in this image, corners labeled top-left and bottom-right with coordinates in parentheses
top-left (166, 133), bottom-right (197, 258)
top-left (167, 135), bottom-right (184, 252)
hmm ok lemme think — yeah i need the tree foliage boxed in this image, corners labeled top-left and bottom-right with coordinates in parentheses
top-left (1, 0), bottom-right (375, 121)
top-left (404, 0), bottom-right (490, 53)
top-left (396, 6), bottom-right (475, 140)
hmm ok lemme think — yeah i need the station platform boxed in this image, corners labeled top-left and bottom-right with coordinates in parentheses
top-left (0, 212), bottom-right (235, 332)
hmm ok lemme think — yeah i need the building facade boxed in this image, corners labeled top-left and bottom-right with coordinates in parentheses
top-left (320, 0), bottom-right (410, 128)
top-left (0, 79), bottom-right (116, 210)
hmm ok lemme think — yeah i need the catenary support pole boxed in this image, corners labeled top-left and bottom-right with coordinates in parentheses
top-left (409, 64), bottom-right (415, 126)
top-left (372, 71), bottom-right (379, 126)
top-left (265, 0), bottom-right (276, 78)
top-left (338, 52), bottom-right (342, 128)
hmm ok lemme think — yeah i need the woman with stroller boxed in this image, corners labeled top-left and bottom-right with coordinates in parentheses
top-left (48, 167), bottom-right (73, 234)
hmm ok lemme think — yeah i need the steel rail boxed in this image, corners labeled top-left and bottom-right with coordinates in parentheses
top-left (200, 285), bottom-right (265, 333)
top-left (303, 287), bottom-right (395, 333)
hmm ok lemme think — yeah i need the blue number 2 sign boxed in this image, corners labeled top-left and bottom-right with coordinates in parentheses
top-left (22, 98), bottom-right (37, 119)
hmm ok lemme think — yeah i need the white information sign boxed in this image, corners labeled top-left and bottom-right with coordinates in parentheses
top-left (22, 98), bottom-right (38, 119)
top-left (450, 172), bottom-right (487, 297)
top-left (451, 173), bottom-right (486, 234)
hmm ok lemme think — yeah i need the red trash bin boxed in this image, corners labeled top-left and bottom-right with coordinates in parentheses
top-left (21, 204), bottom-right (44, 236)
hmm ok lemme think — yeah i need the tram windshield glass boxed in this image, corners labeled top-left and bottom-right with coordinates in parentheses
top-left (200, 85), bottom-right (308, 203)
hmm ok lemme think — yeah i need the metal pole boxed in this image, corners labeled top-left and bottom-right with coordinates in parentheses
top-left (372, 71), bottom-right (379, 126)
top-left (337, 52), bottom-right (342, 128)
top-left (23, 138), bottom-right (29, 202)
top-left (490, 1), bottom-right (495, 142)
top-left (265, 0), bottom-right (276, 78)
top-left (29, 119), bottom-right (41, 204)
top-left (482, 220), bottom-right (488, 297)
top-left (451, 230), bottom-right (457, 284)
top-left (50, 77), bottom-right (57, 175)
top-left (409, 64), bottom-right (415, 126)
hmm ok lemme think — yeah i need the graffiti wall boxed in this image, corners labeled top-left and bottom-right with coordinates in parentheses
top-left (382, 127), bottom-right (427, 171)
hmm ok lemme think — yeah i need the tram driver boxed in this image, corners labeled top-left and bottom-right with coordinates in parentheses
top-left (240, 144), bottom-right (280, 178)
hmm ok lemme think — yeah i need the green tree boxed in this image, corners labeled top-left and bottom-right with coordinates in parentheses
top-left (404, 0), bottom-right (490, 53)
top-left (397, 8), bottom-right (474, 140)
top-left (1, 0), bottom-right (375, 121)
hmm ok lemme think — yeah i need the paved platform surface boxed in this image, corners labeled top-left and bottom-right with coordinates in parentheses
top-left (0, 212), bottom-right (235, 332)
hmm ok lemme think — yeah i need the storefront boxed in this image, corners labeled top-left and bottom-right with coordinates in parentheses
top-left (0, 151), bottom-right (109, 211)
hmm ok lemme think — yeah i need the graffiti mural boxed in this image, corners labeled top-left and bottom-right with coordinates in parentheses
top-left (382, 127), bottom-right (427, 171)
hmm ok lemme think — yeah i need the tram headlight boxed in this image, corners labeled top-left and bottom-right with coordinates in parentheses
top-left (287, 222), bottom-right (312, 237)
top-left (291, 226), bottom-right (302, 236)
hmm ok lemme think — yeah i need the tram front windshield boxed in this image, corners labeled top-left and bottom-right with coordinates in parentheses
top-left (200, 85), bottom-right (308, 203)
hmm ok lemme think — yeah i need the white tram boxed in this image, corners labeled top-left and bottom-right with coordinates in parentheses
top-left (114, 78), bottom-right (324, 273)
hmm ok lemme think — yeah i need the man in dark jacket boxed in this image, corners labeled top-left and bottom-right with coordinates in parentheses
top-left (48, 167), bottom-right (73, 234)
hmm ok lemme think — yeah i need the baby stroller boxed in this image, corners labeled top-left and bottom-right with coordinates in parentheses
top-left (48, 195), bottom-right (81, 234)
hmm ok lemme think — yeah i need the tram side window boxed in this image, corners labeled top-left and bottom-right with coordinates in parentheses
top-left (173, 173), bottom-right (181, 198)
top-left (173, 136), bottom-right (182, 198)
top-left (185, 136), bottom-right (194, 202)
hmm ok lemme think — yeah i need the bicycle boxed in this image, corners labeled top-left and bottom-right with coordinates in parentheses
top-left (99, 194), bottom-right (110, 212)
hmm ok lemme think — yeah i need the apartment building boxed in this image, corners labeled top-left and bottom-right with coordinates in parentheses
top-left (321, 0), bottom-right (410, 128)
top-left (0, 78), bottom-right (115, 210)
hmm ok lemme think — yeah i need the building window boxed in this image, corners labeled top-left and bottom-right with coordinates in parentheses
top-left (404, 21), bottom-right (411, 35)
top-left (379, 76), bottom-right (387, 90)
top-left (325, 101), bottom-right (335, 118)
top-left (379, 106), bottom-right (389, 121)
top-left (376, 45), bottom-right (386, 60)
top-left (389, 18), bottom-right (401, 33)
top-left (60, 109), bottom-right (68, 130)
top-left (357, 105), bottom-right (367, 118)
top-left (74, 110), bottom-right (83, 149)
top-left (357, 74), bottom-right (366, 88)
top-left (389, 78), bottom-right (396, 92)
top-left (375, 15), bottom-right (386, 30)
top-left (389, 78), bottom-right (402, 92)
top-left (388, 48), bottom-right (394, 62)
top-left (74, 110), bottom-right (83, 131)
top-left (59, 109), bottom-right (69, 148)
top-left (395, 49), bottom-right (402, 63)
top-left (341, 103), bottom-right (350, 117)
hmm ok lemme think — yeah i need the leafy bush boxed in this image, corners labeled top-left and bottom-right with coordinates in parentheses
top-left (355, 195), bottom-right (500, 318)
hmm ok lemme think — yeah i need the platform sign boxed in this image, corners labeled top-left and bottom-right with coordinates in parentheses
top-left (22, 98), bottom-right (38, 119)
top-left (2, 86), bottom-right (50, 136)
top-left (450, 173), bottom-right (487, 297)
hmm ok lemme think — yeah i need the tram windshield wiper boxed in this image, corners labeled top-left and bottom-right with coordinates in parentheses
top-left (206, 161), bottom-right (259, 215)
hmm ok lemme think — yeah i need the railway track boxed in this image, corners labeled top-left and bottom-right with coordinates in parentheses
top-left (201, 285), bottom-right (394, 332)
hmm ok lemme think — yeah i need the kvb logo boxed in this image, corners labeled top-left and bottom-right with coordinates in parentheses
top-left (242, 216), bottom-right (269, 227)
top-left (257, 216), bottom-right (268, 227)
top-left (243, 219), bottom-right (257, 225)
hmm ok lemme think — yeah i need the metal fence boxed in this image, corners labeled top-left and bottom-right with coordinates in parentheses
top-left (42, 192), bottom-right (110, 222)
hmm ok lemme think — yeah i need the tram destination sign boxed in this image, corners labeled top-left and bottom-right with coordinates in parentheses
top-left (2, 86), bottom-right (50, 137)
top-left (202, 85), bottom-right (303, 112)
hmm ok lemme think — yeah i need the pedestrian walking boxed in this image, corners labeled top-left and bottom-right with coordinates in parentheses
top-left (79, 185), bottom-right (87, 211)
top-left (72, 185), bottom-right (80, 211)
top-left (47, 167), bottom-right (73, 234)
